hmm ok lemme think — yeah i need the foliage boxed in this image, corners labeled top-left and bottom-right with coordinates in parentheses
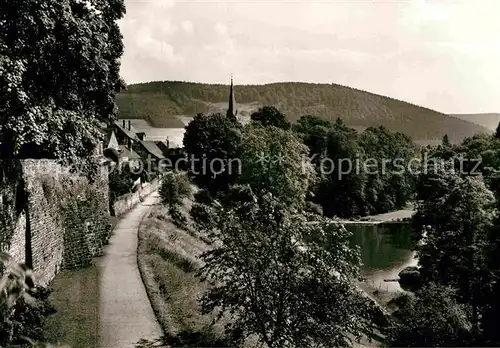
top-left (313, 119), bottom-right (367, 217)
top-left (0, 159), bottom-right (25, 247)
top-left (358, 126), bottom-right (417, 214)
top-left (0, 252), bottom-right (57, 347)
top-left (0, 0), bottom-right (126, 160)
top-left (108, 162), bottom-right (138, 199)
top-left (237, 124), bottom-right (315, 207)
top-left (183, 113), bottom-right (242, 193)
top-left (442, 134), bottom-right (451, 146)
top-left (250, 106), bottom-right (290, 130)
top-left (387, 283), bottom-right (472, 347)
top-left (116, 81), bottom-right (489, 142)
top-left (292, 115), bottom-right (331, 158)
top-left (412, 166), bottom-right (496, 335)
top-left (197, 186), bottom-right (374, 348)
top-left (159, 172), bottom-right (191, 208)
top-left (1, 286), bottom-right (56, 345)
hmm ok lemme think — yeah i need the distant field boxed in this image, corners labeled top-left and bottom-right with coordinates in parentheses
top-left (452, 113), bottom-right (500, 131)
top-left (116, 80), bottom-right (490, 143)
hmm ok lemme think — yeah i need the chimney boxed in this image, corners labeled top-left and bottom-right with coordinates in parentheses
top-left (128, 120), bottom-right (131, 130)
top-left (137, 132), bottom-right (146, 141)
top-left (122, 120), bottom-right (125, 127)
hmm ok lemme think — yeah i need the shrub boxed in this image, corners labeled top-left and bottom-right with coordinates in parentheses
top-left (170, 206), bottom-right (189, 230)
top-left (159, 172), bottom-right (191, 207)
top-left (0, 253), bottom-right (56, 346)
top-left (108, 162), bottom-right (136, 198)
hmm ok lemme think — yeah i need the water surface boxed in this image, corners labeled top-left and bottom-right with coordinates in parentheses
top-left (347, 222), bottom-right (417, 292)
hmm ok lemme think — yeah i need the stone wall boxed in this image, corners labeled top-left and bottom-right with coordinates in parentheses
top-left (1, 159), bottom-right (111, 286)
top-left (113, 178), bottom-right (160, 217)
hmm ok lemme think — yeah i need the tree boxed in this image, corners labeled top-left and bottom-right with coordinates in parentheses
top-left (388, 283), bottom-right (472, 347)
top-left (442, 134), bottom-right (451, 146)
top-left (0, 0), bottom-right (126, 160)
top-left (359, 126), bottom-right (416, 214)
top-left (183, 113), bottom-right (242, 193)
top-left (314, 120), bottom-right (367, 218)
top-left (495, 121), bottom-right (500, 139)
top-left (413, 167), bottom-right (495, 335)
top-left (198, 186), bottom-right (375, 348)
top-left (159, 172), bottom-right (191, 208)
top-left (237, 124), bottom-right (315, 207)
top-left (292, 115), bottom-right (331, 159)
top-left (250, 106), bottom-right (291, 130)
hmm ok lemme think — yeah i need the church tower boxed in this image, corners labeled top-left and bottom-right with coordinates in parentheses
top-left (226, 75), bottom-right (237, 120)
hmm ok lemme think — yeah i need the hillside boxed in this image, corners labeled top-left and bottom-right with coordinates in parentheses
top-left (452, 113), bottom-right (500, 132)
top-left (116, 81), bottom-right (490, 142)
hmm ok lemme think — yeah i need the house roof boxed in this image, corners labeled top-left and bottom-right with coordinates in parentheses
top-left (118, 145), bottom-right (142, 160)
top-left (113, 120), bottom-right (138, 140)
top-left (137, 140), bottom-right (166, 160)
top-left (104, 130), bottom-right (119, 150)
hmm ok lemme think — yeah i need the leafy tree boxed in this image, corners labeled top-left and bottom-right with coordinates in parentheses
top-left (250, 106), bottom-right (291, 130)
top-left (0, 0), bottom-right (126, 160)
top-left (413, 167), bottom-right (495, 334)
top-left (159, 171), bottom-right (191, 208)
top-left (314, 119), bottom-right (367, 217)
top-left (183, 113), bottom-right (242, 194)
top-left (197, 186), bottom-right (375, 348)
top-left (237, 124), bottom-right (315, 207)
top-left (495, 121), bottom-right (500, 139)
top-left (292, 115), bottom-right (331, 158)
top-left (359, 126), bottom-right (416, 214)
top-left (388, 283), bottom-right (472, 347)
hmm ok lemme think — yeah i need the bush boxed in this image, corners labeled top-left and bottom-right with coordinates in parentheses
top-left (170, 206), bottom-right (189, 230)
top-left (193, 189), bottom-right (213, 205)
top-left (159, 172), bottom-right (191, 208)
top-left (387, 283), bottom-right (472, 347)
top-left (0, 286), bottom-right (56, 345)
top-left (108, 162), bottom-right (137, 199)
top-left (0, 252), bottom-right (56, 346)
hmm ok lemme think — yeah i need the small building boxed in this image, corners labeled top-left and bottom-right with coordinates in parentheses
top-left (118, 145), bottom-right (142, 170)
top-left (133, 139), bottom-right (166, 176)
top-left (107, 120), bottom-right (138, 149)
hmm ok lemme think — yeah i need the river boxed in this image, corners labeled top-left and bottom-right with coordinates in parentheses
top-left (347, 222), bottom-right (418, 292)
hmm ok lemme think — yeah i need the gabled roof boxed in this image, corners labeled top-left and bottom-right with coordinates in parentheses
top-left (113, 120), bottom-right (138, 140)
top-left (137, 140), bottom-right (165, 160)
top-left (104, 130), bottom-right (119, 150)
top-left (118, 145), bottom-right (142, 160)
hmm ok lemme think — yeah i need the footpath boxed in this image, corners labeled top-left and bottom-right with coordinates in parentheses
top-left (97, 193), bottom-right (163, 348)
top-left (44, 193), bottom-right (163, 348)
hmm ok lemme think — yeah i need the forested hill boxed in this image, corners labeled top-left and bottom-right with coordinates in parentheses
top-left (452, 113), bottom-right (500, 132)
top-left (116, 81), bottom-right (490, 142)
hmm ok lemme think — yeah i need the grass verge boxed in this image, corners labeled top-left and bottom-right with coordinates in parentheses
top-left (137, 203), bottom-right (230, 347)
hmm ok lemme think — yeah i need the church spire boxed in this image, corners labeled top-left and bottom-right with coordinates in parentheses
top-left (227, 74), bottom-right (237, 120)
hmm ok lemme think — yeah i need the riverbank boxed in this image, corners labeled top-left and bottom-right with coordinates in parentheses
top-left (340, 207), bottom-right (415, 225)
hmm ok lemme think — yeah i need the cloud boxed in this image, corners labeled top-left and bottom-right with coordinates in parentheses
top-left (181, 20), bottom-right (194, 35)
top-left (214, 22), bottom-right (227, 36)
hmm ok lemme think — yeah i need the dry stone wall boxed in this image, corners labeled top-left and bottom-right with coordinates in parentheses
top-left (112, 178), bottom-right (160, 217)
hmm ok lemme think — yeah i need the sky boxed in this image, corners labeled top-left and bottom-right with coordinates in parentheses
top-left (118, 0), bottom-right (500, 114)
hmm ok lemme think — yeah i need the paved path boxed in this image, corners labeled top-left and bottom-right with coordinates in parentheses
top-left (97, 193), bottom-right (163, 348)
